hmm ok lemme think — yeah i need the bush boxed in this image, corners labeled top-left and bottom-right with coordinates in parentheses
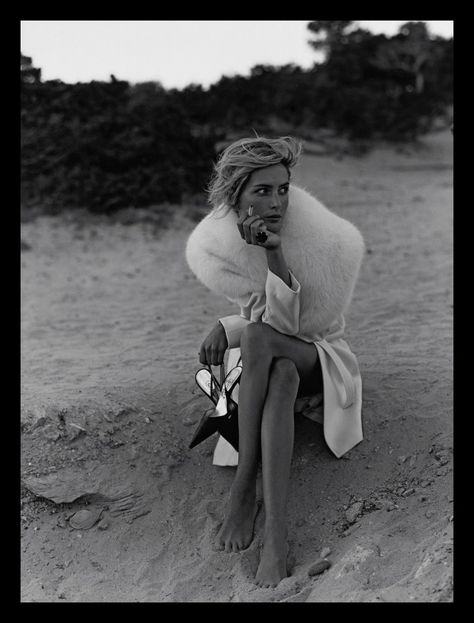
top-left (21, 80), bottom-right (219, 213)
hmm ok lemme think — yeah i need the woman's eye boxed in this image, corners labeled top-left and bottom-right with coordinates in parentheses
top-left (256, 187), bottom-right (289, 195)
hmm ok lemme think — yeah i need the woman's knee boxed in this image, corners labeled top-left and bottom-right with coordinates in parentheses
top-left (270, 357), bottom-right (300, 387)
top-left (240, 322), bottom-right (274, 362)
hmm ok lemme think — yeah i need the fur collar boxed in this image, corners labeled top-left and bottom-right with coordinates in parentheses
top-left (185, 185), bottom-right (364, 335)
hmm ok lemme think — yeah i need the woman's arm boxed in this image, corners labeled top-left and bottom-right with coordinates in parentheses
top-left (218, 315), bottom-right (252, 349)
top-left (216, 216), bottom-right (301, 352)
top-left (262, 266), bottom-right (300, 335)
top-left (218, 263), bottom-right (301, 350)
top-left (265, 247), bottom-right (291, 288)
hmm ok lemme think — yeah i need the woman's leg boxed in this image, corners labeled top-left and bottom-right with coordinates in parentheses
top-left (256, 357), bottom-right (300, 587)
top-left (217, 321), bottom-right (321, 553)
top-left (216, 337), bottom-right (274, 552)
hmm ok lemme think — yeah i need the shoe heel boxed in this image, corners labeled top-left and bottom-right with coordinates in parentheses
top-left (222, 365), bottom-right (242, 396)
top-left (188, 406), bottom-right (221, 448)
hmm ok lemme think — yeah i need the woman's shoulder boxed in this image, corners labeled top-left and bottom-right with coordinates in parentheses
top-left (289, 184), bottom-right (364, 241)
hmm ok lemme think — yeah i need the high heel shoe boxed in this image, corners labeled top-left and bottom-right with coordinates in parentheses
top-left (189, 364), bottom-right (242, 450)
top-left (194, 366), bottom-right (221, 404)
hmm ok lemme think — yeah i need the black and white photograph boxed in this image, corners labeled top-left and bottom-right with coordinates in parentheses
top-left (20, 19), bottom-right (453, 602)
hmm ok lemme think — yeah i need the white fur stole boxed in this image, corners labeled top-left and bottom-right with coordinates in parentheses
top-left (185, 185), bottom-right (364, 335)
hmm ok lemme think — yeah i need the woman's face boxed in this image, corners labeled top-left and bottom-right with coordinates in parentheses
top-left (235, 164), bottom-right (290, 233)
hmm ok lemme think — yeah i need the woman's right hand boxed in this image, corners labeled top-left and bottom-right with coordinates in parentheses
top-left (237, 204), bottom-right (281, 249)
top-left (199, 322), bottom-right (229, 366)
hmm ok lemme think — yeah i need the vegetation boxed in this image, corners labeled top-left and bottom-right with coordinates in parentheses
top-left (21, 21), bottom-right (452, 214)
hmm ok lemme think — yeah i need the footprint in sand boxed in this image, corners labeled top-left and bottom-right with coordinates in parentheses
top-left (167, 362), bottom-right (187, 370)
top-left (155, 323), bottom-right (174, 333)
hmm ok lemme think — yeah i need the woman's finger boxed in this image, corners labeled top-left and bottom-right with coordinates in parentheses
top-left (250, 218), bottom-right (265, 245)
top-left (202, 347), bottom-right (213, 366)
top-left (242, 215), bottom-right (264, 244)
top-left (206, 347), bottom-right (216, 367)
top-left (242, 216), bottom-right (264, 244)
top-left (211, 348), bottom-right (224, 366)
top-left (237, 204), bottom-right (258, 240)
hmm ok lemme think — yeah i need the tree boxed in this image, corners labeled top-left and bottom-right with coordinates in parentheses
top-left (370, 22), bottom-right (433, 94)
top-left (307, 21), bottom-right (355, 60)
top-left (21, 53), bottom-right (41, 83)
top-left (305, 20), bottom-right (452, 140)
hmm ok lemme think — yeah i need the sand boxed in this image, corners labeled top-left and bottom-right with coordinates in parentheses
top-left (20, 130), bottom-right (453, 602)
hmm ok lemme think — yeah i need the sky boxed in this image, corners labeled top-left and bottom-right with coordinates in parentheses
top-left (20, 20), bottom-right (454, 90)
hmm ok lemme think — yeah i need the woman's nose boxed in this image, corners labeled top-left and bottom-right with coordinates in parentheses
top-left (270, 192), bottom-right (281, 209)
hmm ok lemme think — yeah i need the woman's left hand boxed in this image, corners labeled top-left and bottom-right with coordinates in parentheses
top-left (237, 213), bottom-right (281, 250)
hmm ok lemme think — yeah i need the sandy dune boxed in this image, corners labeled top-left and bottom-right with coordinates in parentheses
top-left (21, 130), bottom-right (453, 602)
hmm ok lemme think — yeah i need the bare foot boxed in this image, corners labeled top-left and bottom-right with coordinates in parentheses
top-left (216, 483), bottom-right (258, 553)
top-left (255, 527), bottom-right (289, 588)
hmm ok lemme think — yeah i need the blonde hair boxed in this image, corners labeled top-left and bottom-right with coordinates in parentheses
top-left (207, 135), bottom-right (302, 216)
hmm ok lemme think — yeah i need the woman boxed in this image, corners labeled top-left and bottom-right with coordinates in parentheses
top-left (185, 136), bottom-right (365, 588)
